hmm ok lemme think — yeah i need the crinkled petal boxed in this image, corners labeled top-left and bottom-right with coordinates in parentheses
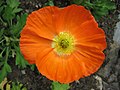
top-left (36, 50), bottom-right (86, 83)
top-left (22, 6), bottom-right (60, 40)
top-left (20, 6), bottom-right (60, 63)
top-left (54, 5), bottom-right (93, 33)
top-left (20, 29), bottom-right (52, 63)
top-left (74, 19), bottom-right (106, 50)
top-left (36, 50), bottom-right (67, 83)
top-left (73, 46), bottom-right (105, 76)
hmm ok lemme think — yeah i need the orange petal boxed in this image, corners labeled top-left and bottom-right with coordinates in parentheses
top-left (36, 50), bottom-right (86, 83)
top-left (74, 19), bottom-right (105, 38)
top-left (20, 29), bottom-right (52, 64)
top-left (54, 5), bottom-right (93, 33)
top-left (36, 50), bottom-right (68, 83)
top-left (75, 34), bottom-right (106, 50)
top-left (22, 6), bottom-right (60, 40)
top-left (64, 56), bottom-right (84, 83)
top-left (74, 20), bottom-right (106, 50)
top-left (20, 6), bottom-right (60, 63)
top-left (73, 46), bottom-right (105, 76)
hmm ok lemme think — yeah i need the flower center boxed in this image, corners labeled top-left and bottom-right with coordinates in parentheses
top-left (59, 39), bottom-right (69, 49)
top-left (52, 32), bottom-right (75, 56)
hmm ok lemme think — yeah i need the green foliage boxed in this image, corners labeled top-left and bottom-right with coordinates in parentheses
top-left (71, 0), bottom-right (116, 20)
top-left (15, 45), bottom-right (29, 69)
top-left (0, 0), bottom-right (29, 83)
top-left (91, 0), bottom-right (116, 19)
top-left (0, 47), bottom-right (12, 83)
top-left (30, 64), bottom-right (36, 71)
top-left (71, 0), bottom-right (83, 5)
top-left (11, 81), bottom-right (27, 90)
top-left (52, 81), bottom-right (70, 90)
top-left (0, 62), bottom-right (12, 83)
top-left (10, 13), bottom-right (28, 37)
top-left (44, 0), bottom-right (54, 6)
top-left (0, 79), bottom-right (27, 90)
top-left (2, 0), bottom-right (22, 22)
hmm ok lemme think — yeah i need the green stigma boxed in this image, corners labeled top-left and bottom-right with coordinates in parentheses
top-left (52, 32), bottom-right (75, 56)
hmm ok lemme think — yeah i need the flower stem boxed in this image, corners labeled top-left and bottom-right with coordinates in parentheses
top-left (5, 47), bottom-right (9, 63)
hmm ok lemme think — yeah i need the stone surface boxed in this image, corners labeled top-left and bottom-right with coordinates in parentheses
top-left (97, 42), bottom-right (120, 90)
top-left (113, 14), bottom-right (120, 45)
top-left (96, 13), bottom-right (120, 90)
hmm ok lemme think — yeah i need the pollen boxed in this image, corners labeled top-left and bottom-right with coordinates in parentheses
top-left (52, 32), bottom-right (75, 56)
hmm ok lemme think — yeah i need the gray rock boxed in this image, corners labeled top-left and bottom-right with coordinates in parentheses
top-left (113, 14), bottom-right (120, 45)
top-left (102, 81), bottom-right (119, 90)
top-left (97, 43), bottom-right (120, 78)
top-left (110, 82), bottom-right (119, 90)
top-left (97, 65), bottom-right (111, 78)
top-left (115, 58), bottom-right (120, 74)
top-left (108, 74), bottom-right (117, 83)
top-left (102, 81), bottom-right (110, 90)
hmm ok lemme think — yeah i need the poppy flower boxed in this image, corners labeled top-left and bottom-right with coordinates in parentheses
top-left (20, 5), bottom-right (107, 83)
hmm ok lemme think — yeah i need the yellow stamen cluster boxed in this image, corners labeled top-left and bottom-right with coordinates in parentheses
top-left (52, 32), bottom-right (75, 56)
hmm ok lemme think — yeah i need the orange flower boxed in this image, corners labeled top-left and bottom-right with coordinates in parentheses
top-left (20, 5), bottom-right (107, 83)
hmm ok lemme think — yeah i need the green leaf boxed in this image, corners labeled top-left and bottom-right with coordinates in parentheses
top-left (30, 64), bottom-right (35, 71)
top-left (91, 0), bottom-right (116, 20)
top-left (10, 13), bottom-right (28, 36)
top-left (0, 48), bottom-right (7, 61)
top-left (3, 0), bottom-right (23, 22)
top-left (0, 29), bottom-right (4, 37)
top-left (14, 45), bottom-right (29, 69)
top-left (6, 0), bottom-right (20, 8)
top-left (48, 0), bottom-right (54, 6)
top-left (0, 61), bottom-right (4, 67)
top-left (52, 81), bottom-right (70, 90)
top-left (72, 0), bottom-right (83, 5)
top-left (11, 82), bottom-right (27, 90)
top-left (0, 62), bottom-right (12, 83)
top-left (11, 82), bottom-right (16, 90)
top-left (12, 7), bottom-right (22, 14)
top-left (0, 6), bottom-right (4, 13)
top-left (0, 0), bottom-right (4, 6)
top-left (22, 87), bottom-right (27, 90)
top-left (5, 63), bottom-right (12, 72)
top-left (44, 0), bottom-right (54, 6)
top-left (104, 1), bottom-right (116, 10)
top-left (2, 6), bottom-right (15, 21)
